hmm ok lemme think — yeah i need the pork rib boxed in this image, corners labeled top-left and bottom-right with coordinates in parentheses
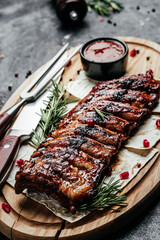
top-left (15, 73), bottom-right (160, 213)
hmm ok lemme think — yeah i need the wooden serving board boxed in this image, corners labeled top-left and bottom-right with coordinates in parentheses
top-left (0, 37), bottom-right (160, 240)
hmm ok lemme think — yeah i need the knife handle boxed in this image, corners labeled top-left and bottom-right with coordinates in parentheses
top-left (0, 135), bottom-right (20, 186)
top-left (0, 112), bottom-right (11, 136)
top-left (0, 99), bottom-right (26, 137)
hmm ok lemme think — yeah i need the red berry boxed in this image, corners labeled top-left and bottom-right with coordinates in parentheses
top-left (137, 163), bottom-right (141, 168)
top-left (156, 119), bottom-right (160, 129)
top-left (143, 139), bottom-right (150, 148)
top-left (120, 171), bottom-right (129, 180)
top-left (16, 159), bottom-right (24, 167)
top-left (86, 119), bottom-right (95, 127)
top-left (14, 73), bottom-right (18, 77)
top-left (146, 69), bottom-right (153, 79)
top-left (130, 49), bottom-right (137, 57)
top-left (66, 60), bottom-right (72, 67)
top-left (2, 203), bottom-right (10, 213)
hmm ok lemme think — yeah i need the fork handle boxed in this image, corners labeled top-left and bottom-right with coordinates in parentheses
top-left (0, 98), bottom-right (26, 136)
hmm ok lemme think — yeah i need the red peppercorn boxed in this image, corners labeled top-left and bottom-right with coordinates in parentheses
top-left (86, 119), bottom-right (95, 127)
top-left (143, 139), bottom-right (150, 148)
top-left (16, 159), bottom-right (24, 167)
top-left (146, 69), bottom-right (153, 79)
top-left (0, 55), bottom-right (4, 59)
top-left (2, 203), bottom-right (11, 213)
top-left (100, 17), bottom-right (104, 22)
top-left (156, 119), bottom-right (160, 129)
top-left (137, 163), bottom-right (141, 168)
top-left (130, 49), bottom-right (137, 57)
top-left (66, 60), bottom-right (72, 67)
top-left (14, 73), bottom-right (19, 77)
top-left (120, 171), bottom-right (129, 180)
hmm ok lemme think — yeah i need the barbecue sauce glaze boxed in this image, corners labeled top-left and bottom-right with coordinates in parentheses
top-left (84, 40), bottom-right (125, 62)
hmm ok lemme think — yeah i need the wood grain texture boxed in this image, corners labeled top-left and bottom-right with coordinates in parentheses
top-left (0, 37), bottom-right (160, 240)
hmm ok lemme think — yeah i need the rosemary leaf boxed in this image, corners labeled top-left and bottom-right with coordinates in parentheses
top-left (31, 79), bottom-right (74, 147)
top-left (87, 0), bottom-right (122, 16)
top-left (110, 1), bottom-right (121, 11)
top-left (78, 177), bottom-right (127, 212)
top-left (94, 107), bottom-right (112, 120)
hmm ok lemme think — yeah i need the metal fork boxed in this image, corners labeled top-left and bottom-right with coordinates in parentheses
top-left (0, 43), bottom-right (81, 136)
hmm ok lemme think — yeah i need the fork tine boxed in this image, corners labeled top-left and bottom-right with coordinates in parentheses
top-left (22, 45), bottom-right (82, 100)
top-left (20, 43), bottom-right (69, 97)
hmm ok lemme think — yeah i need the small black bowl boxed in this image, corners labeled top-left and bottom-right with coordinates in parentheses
top-left (80, 37), bottom-right (128, 81)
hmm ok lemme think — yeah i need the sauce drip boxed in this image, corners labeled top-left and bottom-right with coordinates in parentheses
top-left (84, 40), bottom-right (125, 62)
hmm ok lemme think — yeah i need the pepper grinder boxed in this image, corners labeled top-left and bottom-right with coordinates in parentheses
top-left (56, 0), bottom-right (87, 25)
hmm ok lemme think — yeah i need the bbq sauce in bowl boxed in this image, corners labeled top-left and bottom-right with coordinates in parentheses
top-left (84, 40), bottom-right (125, 63)
top-left (80, 37), bottom-right (128, 80)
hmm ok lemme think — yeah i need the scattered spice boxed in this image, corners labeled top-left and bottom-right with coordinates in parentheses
top-left (130, 49), bottom-right (137, 57)
top-left (100, 17), bottom-right (104, 22)
top-left (113, 22), bottom-right (117, 27)
top-left (143, 139), bottom-right (150, 148)
top-left (107, 19), bottom-right (112, 24)
top-left (136, 50), bottom-right (139, 54)
top-left (156, 119), bottom-right (160, 129)
top-left (137, 163), bottom-right (141, 168)
top-left (66, 60), bottom-right (72, 67)
top-left (146, 56), bottom-right (150, 61)
top-left (120, 171), bottom-right (129, 180)
top-left (2, 203), bottom-right (11, 213)
top-left (136, 6), bottom-right (140, 10)
top-left (8, 84), bottom-right (12, 91)
top-left (139, 20), bottom-right (144, 26)
top-left (16, 159), bottom-right (24, 167)
top-left (109, 6), bottom-right (114, 12)
top-left (77, 69), bottom-right (81, 74)
top-left (146, 69), bottom-right (153, 78)
top-left (152, 8), bottom-right (156, 12)
top-left (64, 34), bottom-right (71, 40)
top-left (14, 73), bottom-right (18, 77)
top-left (26, 70), bottom-right (32, 78)
top-left (86, 119), bottom-right (95, 127)
top-left (0, 55), bottom-right (4, 59)
top-left (147, 11), bottom-right (150, 14)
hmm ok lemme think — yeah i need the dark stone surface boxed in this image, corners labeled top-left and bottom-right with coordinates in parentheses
top-left (0, 0), bottom-right (160, 239)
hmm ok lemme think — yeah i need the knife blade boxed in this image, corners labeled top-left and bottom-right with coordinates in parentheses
top-left (0, 80), bottom-right (56, 188)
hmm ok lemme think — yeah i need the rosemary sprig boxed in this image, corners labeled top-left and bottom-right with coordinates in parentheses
top-left (31, 79), bottom-right (73, 147)
top-left (87, 0), bottom-right (122, 16)
top-left (78, 177), bottom-right (127, 212)
top-left (95, 107), bottom-right (112, 120)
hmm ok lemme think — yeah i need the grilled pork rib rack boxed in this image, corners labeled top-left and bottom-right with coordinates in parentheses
top-left (15, 74), bottom-right (160, 213)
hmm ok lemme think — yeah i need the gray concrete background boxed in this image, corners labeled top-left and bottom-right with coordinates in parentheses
top-left (0, 0), bottom-right (160, 239)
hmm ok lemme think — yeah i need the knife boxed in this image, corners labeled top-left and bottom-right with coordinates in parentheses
top-left (0, 88), bottom-right (50, 188)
